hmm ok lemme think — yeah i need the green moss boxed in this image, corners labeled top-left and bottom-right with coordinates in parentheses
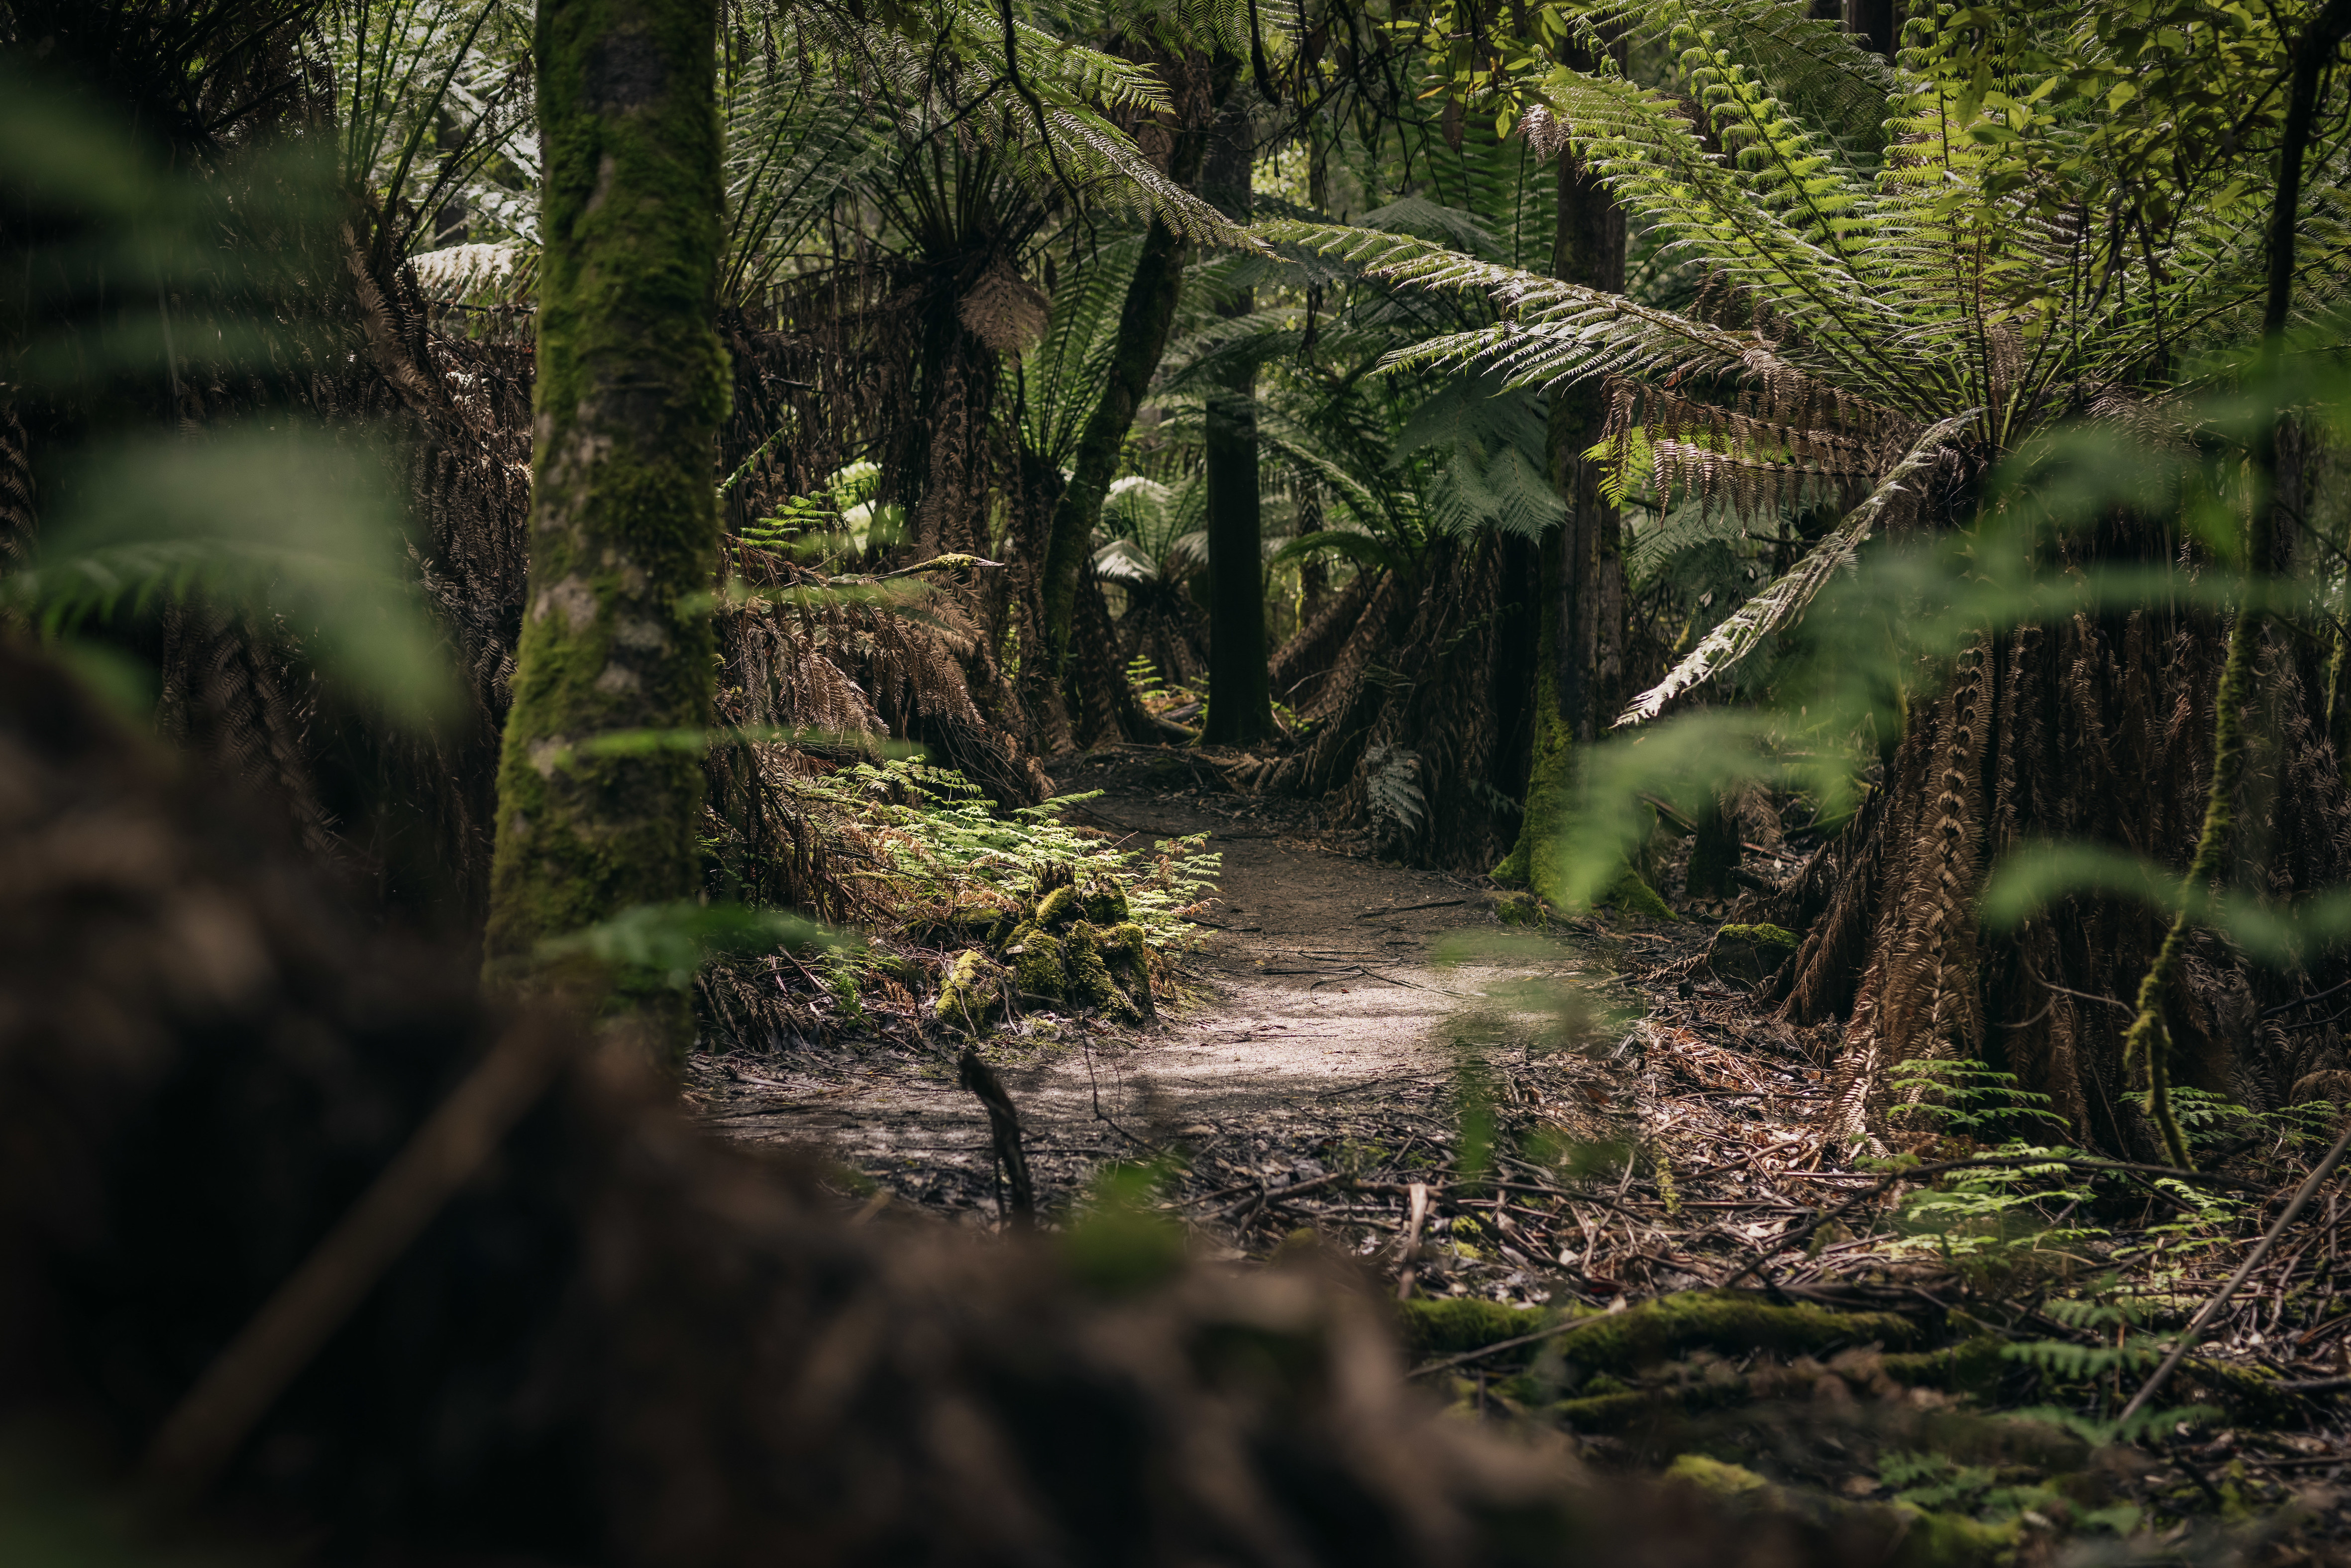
top-left (1102, 919), bottom-right (1158, 1022)
top-left (1007, 922), bottom-right (1067, 1002)
top-left (1495, 704), bottom-right (1675, 922)
top-left (1065, 921), bottom-right (1141, 1022)
top-left (936, 948), bottom-right (1001, 1034)
top-left (1495, 713), bottom-right (1570, 896)
top-left (1881, 1337), bottom-right (2008, 1395)
top-left (1606, 868), bottom-right (1678, 923)
top-left (1395, 1297), bottom-right (1566, 1361)
top-left (1665, 1457), bottom-right (2017, 1568)
top-left (1396, 1290), bottom-right (1921, 1373)
top-left (1666, 1454), bottom-right (1770, 1497)
top-left (1493, 890), bottom-right (1545, 926)
top-left (1719, 922), bottom-right (1798, 947)
top-left (1033, 884), bottom-right (1081, 930)
top-left (1705, 922), bottom-right (1799, 985)
top-left (1083, 883), bottom-right (1131, 924)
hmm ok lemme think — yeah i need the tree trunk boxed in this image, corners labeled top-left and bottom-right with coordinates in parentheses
top-left (1774, 0), bottom-right (2351, 1155)
top-left (1493, 131), bottom-right (1653, 912)
top-left (1198, 90), bottom-right (1272, 746)
top-left (483, 0), bottom-right (730, 1054)
top-left (1039, 53), bottom-right (1235, 688)
top-left (1843, 0), bottom-right (1898, 56)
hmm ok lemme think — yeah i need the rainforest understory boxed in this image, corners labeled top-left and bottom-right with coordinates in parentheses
top-left (10, 0), bottom-right (2351, 1565)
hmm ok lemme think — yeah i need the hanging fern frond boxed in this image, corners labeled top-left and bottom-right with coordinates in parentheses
top-left (1597, 0), bottom-right (1899, 158)
top-left (1257, 216), bottom-right (1817, 394)
top-left (1615, 409), bottom-right (1977, 726)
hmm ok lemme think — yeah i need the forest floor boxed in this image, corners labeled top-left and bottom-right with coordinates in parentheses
top-left (689, 746), bottom-right (2351, 1561)
top-left (691, 745), bottom-right (1644, 1256)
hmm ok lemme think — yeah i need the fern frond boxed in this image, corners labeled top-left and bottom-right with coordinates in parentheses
top-left (1537, 70), bottom-right (1915, 407)
top-left (1257, 217), bottom-right (1814, 393)
top-left (1597, 0), bottom-right (1899, 156)
top-left (1615, 409), bottom-right (1976, 726)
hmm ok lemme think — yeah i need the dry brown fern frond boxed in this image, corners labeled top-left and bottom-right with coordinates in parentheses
top-left (1268, 566), bottom-right (1384, 710)
top-left (957, 260), bottom-right (1049, 360)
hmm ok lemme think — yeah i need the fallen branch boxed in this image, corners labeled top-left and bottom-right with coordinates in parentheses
top-left (2120, 1113), bottom-right (2351, 1423)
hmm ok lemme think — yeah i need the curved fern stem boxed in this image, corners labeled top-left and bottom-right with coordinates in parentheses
top-left (2119, 554), bottom-right (2255, 1173)
top-left (2116, 0), bottom-right (2351, 1170)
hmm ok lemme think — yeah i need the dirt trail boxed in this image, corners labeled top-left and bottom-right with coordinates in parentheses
top-left (698, 750), bottom-right (1599, 1218)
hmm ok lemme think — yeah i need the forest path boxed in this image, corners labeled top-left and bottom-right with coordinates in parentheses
top-left (698, 748), bottom-right (1605, 1222)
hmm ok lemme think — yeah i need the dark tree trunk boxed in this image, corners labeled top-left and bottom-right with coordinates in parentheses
top-left (1494, 127), bottom-right (1642, 907)
top-left (1843, 0), bottom-right (1898, 56)
top-left (1039, 54), bottom-right (1235, 689)
top-left (483, 0), bottom-right (730, 1055)
top-left (1199, 90), bottom-right (1272, 746)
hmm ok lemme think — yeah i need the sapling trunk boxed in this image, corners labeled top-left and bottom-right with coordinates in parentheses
top-left (1495, 116), bottom-right (1642, 909)
top-left (1039, 54), bottom-right (1235, 683)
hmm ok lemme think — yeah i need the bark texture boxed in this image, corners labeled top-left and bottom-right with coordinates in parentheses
top-left (484, 0), bottom-right (730, 1042)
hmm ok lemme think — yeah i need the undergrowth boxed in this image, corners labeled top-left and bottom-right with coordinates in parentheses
top-left (697, 755), bottom-right (1219, 1049)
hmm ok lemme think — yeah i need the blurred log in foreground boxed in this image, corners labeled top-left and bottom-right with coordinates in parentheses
top-left (0, 639), bottom-right (1942, 1568)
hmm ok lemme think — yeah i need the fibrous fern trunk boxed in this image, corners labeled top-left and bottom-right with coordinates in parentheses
top-left (483, 0), bottom-right (730, 1053)
top-left (2111, 0), bottom-right (2351, 1167)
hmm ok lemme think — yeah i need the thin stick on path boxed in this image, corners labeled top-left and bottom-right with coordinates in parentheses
top-left (1394, 1182), bottom-right (1431, 1301)
top-left (2119, 1113), bottom-right (2351, 1424)
top-left (960, 1046), bottom-right (1035, 1220)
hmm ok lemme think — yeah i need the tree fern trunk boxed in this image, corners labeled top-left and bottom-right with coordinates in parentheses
top-left (1039, 52), bottom-right (1234, 690)
top-left (483, 0), bottom-right (730, 1055)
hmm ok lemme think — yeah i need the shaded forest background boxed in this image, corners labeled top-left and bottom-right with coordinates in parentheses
top-left (7, 0), bottom-right (2351, 1201)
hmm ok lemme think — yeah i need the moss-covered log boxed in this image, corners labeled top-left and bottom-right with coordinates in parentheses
top-left (1396, 1290), bottom-right (1922, 1371)
top-left (483, 0), bottom-right (731, 1053)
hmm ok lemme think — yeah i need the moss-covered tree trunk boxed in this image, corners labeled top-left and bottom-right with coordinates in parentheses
top-left (483, 0), bottom-right (730, 1050)
top-left (1039, 52), bottom-right (1235, 689)
top-left (1198, 89), bottom-right (1272, 746)
top-left (1494, 132), bottom-right (1665, 916)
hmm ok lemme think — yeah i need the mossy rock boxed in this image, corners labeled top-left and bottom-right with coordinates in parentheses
top-left (1032, 885), bottom-right (1081, 931)
top-left (1705, 922), bottom-right (1800, 986)
top-left (1082, 883), bottom-right (1131, 925)
top-left (935, 948), bottom-right (1003, 1034)
top-left (1065, 922), bottom-right (1141, 1024)
top-left (1005, 922), bottom-right (1067, 1002)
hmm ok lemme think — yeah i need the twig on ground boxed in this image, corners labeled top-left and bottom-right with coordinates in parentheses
top-left (2121, 1114), bottom-right (2351, 1422)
